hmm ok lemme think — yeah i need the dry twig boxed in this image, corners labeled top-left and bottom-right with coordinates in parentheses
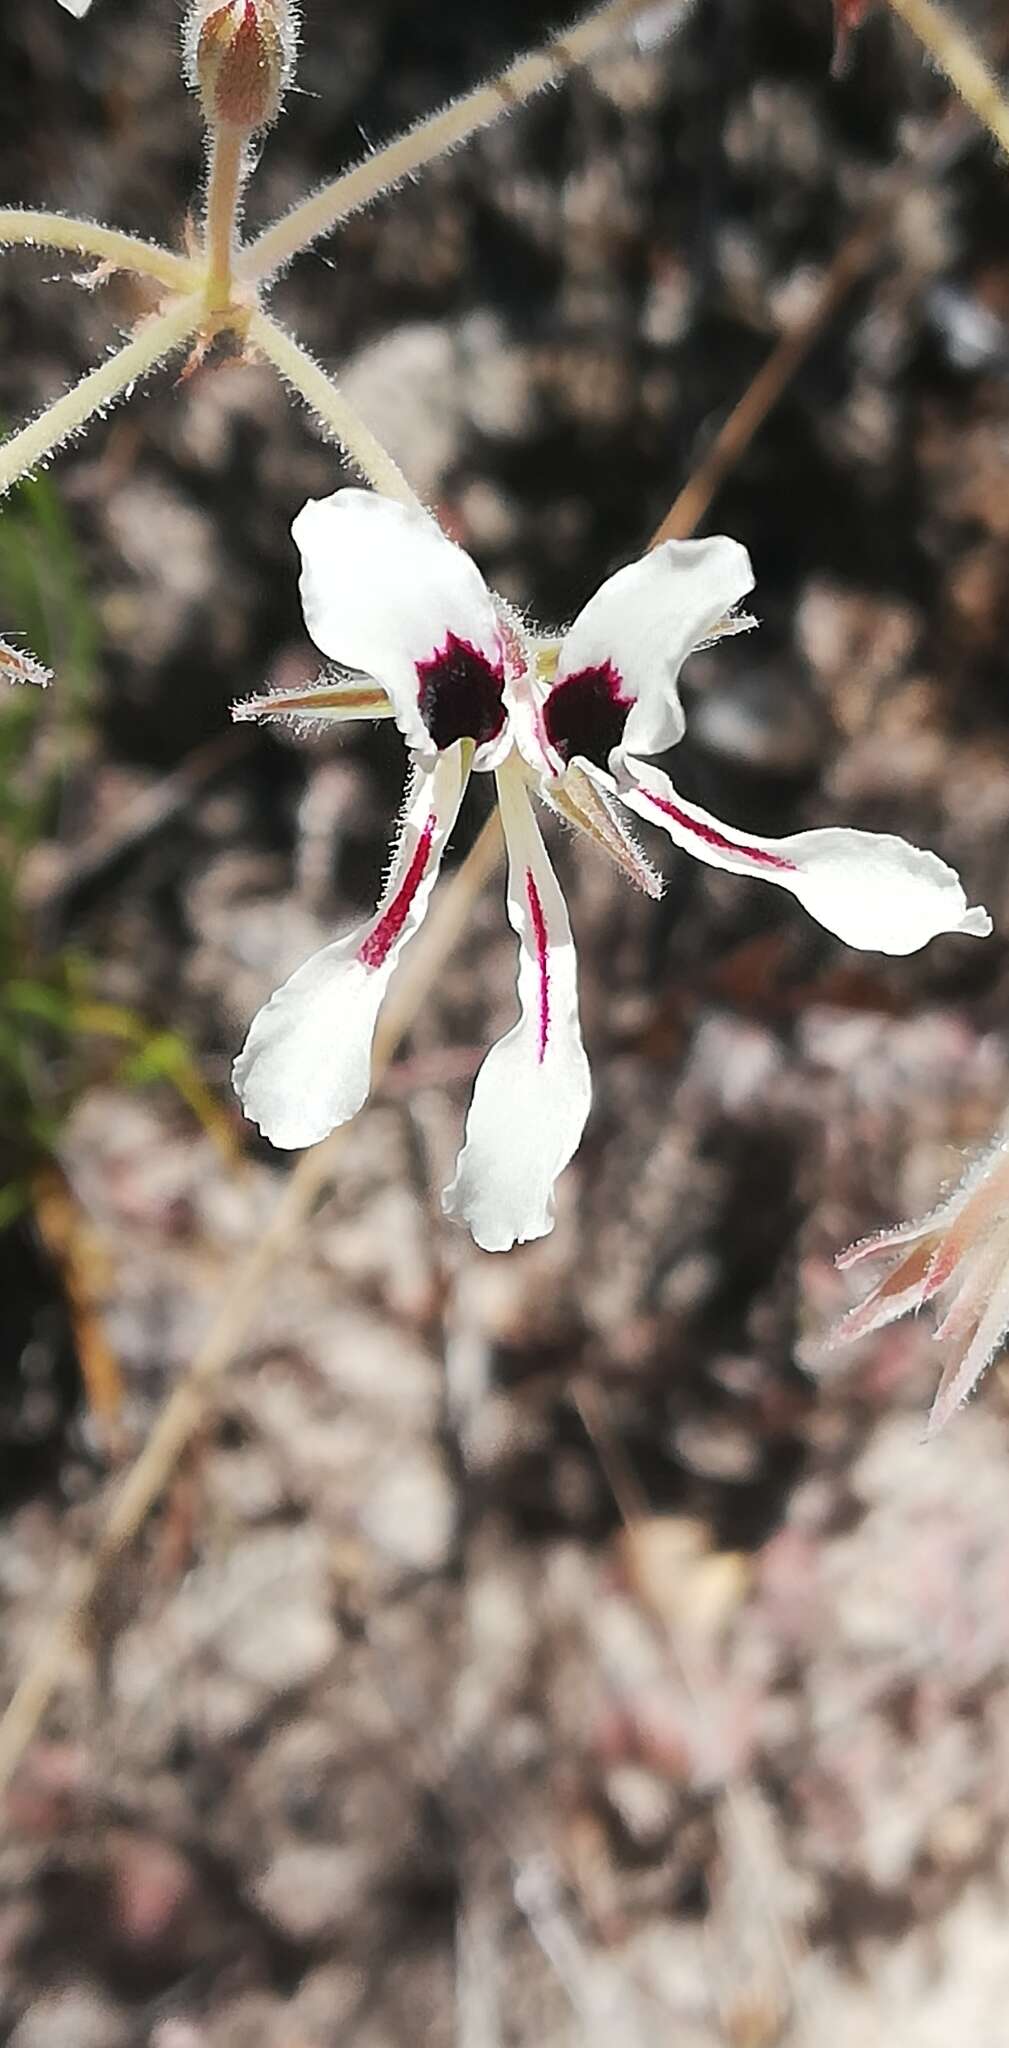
top-left (0, 812), bottom-right (503, 1795)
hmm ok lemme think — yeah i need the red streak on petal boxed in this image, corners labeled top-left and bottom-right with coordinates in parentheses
top-left (359, 813), bottom-right (436, 971)
top-left (526, 869), bottom-right (550, 1063)
top-left (643, 790), bottom-right (796, 873)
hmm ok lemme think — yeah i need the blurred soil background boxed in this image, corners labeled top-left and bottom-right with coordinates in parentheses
top-left (3, 0), bottom-right (1009, 2041)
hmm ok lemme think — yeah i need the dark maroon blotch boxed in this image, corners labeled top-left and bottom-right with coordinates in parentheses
top-left (543, 660), bottom-right (630, 771)
top-left (416, 632), bottom-right (506, 752)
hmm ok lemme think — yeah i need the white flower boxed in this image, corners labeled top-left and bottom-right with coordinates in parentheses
top-left (232, 490), bottom-right (990, 1252)
top-left (56, 0), bottom-right (93, 14)
top-left (832, 1133), bottom-right (1009, 1435)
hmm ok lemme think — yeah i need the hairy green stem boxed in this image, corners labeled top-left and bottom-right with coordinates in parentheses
top-left (885, 0), bottom-right (1009, 154)
top-left (203, 128), bottom-right (247, 312)
top-left (0, 295), bottom-right (203, 497)
top-left (0, 208), bottom-right (199, 292)
top-left (242, 0), bottom-right (687, 282)
top-left (248, 309), bottom-right (423, 507)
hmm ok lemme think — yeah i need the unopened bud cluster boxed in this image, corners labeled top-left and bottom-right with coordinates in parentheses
top-left (184, 0), bottom-right (298, 135)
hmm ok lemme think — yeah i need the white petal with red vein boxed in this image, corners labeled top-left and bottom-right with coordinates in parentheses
top-left (443, 756), bottom-right (591, 1252)
top-left (556, 535), bottom-right (754, 762)
top-left (293, 490), bottom-right (504, 760)
top-left (233, 748), bottom-right (469, 1148)
top-left (618, 759), bottom-right (992, 954)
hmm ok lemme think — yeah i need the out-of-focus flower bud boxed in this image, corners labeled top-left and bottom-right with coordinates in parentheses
top-left (184, 0), bottom-right (297, 134)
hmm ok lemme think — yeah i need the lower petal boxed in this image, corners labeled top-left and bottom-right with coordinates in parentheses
top-left (233, 746), bottom-right (469, 1148)
top-left (619, 759), bottom-right (991, 955)
top-left (443, 754), bottom-right (591, 1252)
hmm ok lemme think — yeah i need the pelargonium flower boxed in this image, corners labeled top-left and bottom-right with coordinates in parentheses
top-left (832, 1132), bottom-right (1009, 1434)
top-left (232, 490), bottom-right (989, 1251)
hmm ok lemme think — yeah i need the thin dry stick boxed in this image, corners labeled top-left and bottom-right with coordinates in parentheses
top-left (0, 809), bottom-right (503, 1795)
top-left (242, 0), bottom-right (688, 282)
top-left (651, 122), bottom-right (965, 545)
top-left (652, 215), bottom-right (888, 545)
top-left (885, 0), bottom-right (1009, 156)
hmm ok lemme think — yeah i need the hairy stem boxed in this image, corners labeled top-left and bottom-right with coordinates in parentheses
top-left (0, 808), bottom-right (505, 1795)
top-left (248, 308), bottom-right (423, 507)
top-left (203, 127), bottom-right (247, 311)
top-left (0, 295), bottom-right (204, 497)
top-left (885, 0), bottom-right (1009, 154)
top-left (0, 208), bottom-right (199, 292)
top-left (242, 0), bottom-right (688, 282)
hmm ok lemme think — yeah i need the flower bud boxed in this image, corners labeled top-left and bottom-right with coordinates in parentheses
top-left (185, 0), bottom-right (297, 134)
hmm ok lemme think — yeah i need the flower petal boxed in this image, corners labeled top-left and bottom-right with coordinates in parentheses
top-left (233, 745), bottom-right (470, 1148)
top-left (554, 536), bottom-right (754, 763)
top-left (443, 756), bottom-right (591, 1252)
top-left (293, 490), bottom-right (506, 761)
top-left (619, 759), bottom-right (992, 955)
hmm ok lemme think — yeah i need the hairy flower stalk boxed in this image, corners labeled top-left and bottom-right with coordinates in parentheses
top-left (185, 0), bottom-right (299, 310)
top-left (832, 1131), bottom-right (1009, 1434)
top-left (0, 0), bottom-right (686, 501)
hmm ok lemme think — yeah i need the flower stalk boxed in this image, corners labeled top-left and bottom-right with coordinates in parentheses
top-left (203, 127), bottom-right (247, 313)
top-left (0, 0), bottom-right (687, 501)
top-left (0, 209), bottom-right (198, 290)
top-left (241, 0), bottom-right (682, 284)
top-left (885, 0), bottom-right (1009, 157)
top-left (246, 310), bottom-right (423, 505)
top-left (0, 294), bottom-right (203, 499)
